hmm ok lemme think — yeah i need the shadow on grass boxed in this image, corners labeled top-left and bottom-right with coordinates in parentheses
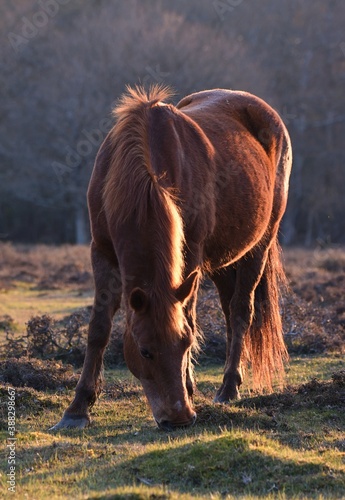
top-left (13, 370), bottom-right (345, 498)
top-left (18, 428), bottom-right (345, 499)
top-left (5, 364), bottom-right (345, 499)
top-left (46, 386), bottom-right (345, 460)
top-left (18, 368), bottom-right (344, 445)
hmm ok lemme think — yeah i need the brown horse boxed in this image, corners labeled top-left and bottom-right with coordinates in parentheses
top-left (51, 85), bottom-right (292, 431)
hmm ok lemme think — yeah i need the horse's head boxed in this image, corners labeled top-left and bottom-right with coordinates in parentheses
top-left (123, 271), bottom-right (199, 430)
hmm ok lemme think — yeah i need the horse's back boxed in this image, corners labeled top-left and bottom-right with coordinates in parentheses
top-left (177, 89), bottom-right (292, 267)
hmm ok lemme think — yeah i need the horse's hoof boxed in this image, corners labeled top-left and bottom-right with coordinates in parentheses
top-left (49, 414), bottom-right (90, 431)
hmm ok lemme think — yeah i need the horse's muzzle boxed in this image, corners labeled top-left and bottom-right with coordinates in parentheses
top-left (156, 412), bottom-right (197, 431)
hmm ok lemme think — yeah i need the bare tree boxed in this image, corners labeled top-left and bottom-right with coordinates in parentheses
top-left (1, 0), bottom-right (345, 244)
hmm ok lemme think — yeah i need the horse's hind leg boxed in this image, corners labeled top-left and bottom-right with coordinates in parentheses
top-left (50, 243), bottom-right (121, 429)
top-left (213, 249), bottom-right (268, 402)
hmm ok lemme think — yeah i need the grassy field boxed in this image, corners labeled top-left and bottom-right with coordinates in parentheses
top-left (0, 244), bottom-right (344, 499)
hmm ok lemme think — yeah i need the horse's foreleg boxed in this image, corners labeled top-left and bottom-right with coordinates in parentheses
top-left (214, 251), bottom-right (267, 402)
top-left (50, 244), bottom-right (121, 430)
top-left (210, 267), bottom-right (238, 401)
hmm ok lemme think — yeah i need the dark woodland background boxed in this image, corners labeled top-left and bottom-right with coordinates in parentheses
top-left (1, 0), bottom-right (344, 246)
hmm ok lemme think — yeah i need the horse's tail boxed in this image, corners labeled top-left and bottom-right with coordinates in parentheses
top-left (243, 236), bottom-right (288, 392)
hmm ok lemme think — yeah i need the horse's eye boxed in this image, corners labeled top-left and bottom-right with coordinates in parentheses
top-left (140, 349), bottom-right (153, 359)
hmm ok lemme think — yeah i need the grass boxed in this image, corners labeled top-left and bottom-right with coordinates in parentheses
top-left (195, 354), bottom-right (345, 396)
top-left (1, 358), bottom-right (344, 499)
top-left (1, 244), bottom-right (345, 499)
top-left (0, 243), bottom-right (92, 336)
top-left (0, 282), bottom-right (92, 336)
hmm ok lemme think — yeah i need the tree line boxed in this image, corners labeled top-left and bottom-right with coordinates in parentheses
top-left (1, 0), bottom-right (344, 245)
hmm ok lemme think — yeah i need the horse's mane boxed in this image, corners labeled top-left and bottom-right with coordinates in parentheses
top-left (104, 85), bottom-right (175, 226)
top-left (103, 85), bottom-right (186, 337)
top-left (113, 84), bottom-right (174, 119)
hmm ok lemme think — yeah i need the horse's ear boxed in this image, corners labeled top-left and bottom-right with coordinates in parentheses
top-left (175, 271), bottom-right (199, 305)
top-left (129, 288), bottom-right (148, 313)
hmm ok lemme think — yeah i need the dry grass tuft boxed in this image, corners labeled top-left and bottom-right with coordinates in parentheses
top-left (0, 357), bottom-right (79, 391)
top-left (237, 369), bottom-right (345, 412)
top-left (0, 243), bottom-right (92, 290)
top-left (283, 247), bottom-right (345, 355)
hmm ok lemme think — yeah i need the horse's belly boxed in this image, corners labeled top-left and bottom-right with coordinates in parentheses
top-left (203, 182), bottom-right (273, 270)
top-left (204, 226), bottom-right (264, 270)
